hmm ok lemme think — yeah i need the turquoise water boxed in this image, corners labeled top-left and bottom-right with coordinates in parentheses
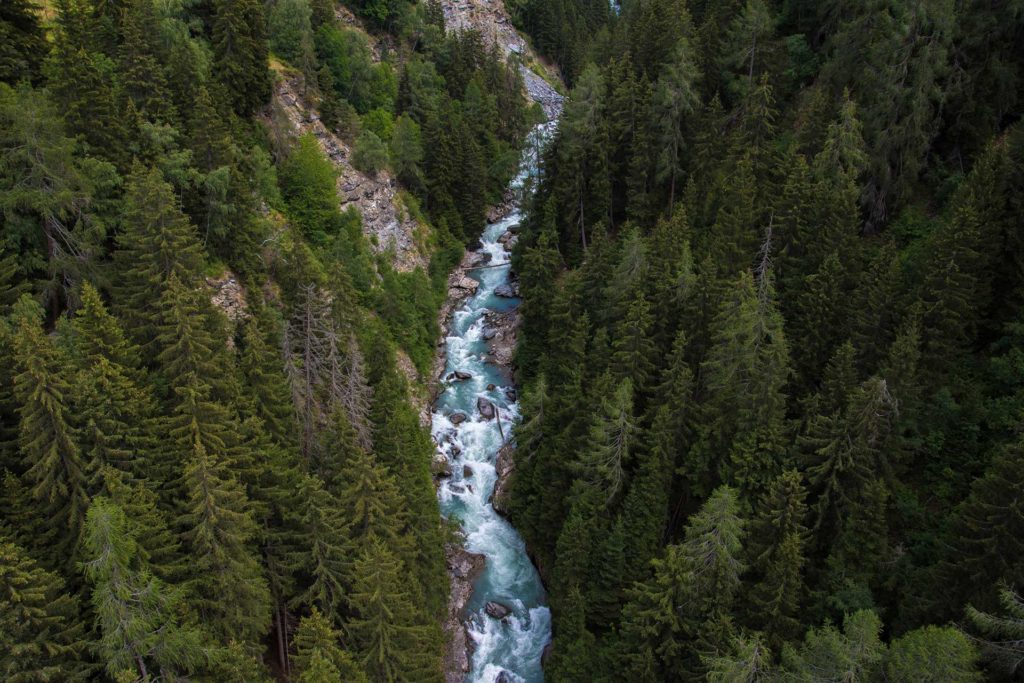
top-left (432, 124), bottom-right (553, 683)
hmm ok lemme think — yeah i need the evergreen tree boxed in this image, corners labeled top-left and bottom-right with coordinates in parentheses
top-left (745, 469), bottom-right (809, 649)
top-left (0, 0), bottom-right (46, 84)
top-left (83, 497), bottom-right (203, 681)
top-left (0, 535), bottom-right (90, 681)
top-left (287, 475), bottom-right (350, 617)
top-left (347, 536), bottom-right (441, 682)
top-left (967, 585), bottom-right (1024, 678)
top-left (114, 166), bottom-right (205, 345)
top-left (619, 487), bottom-right (745, 680)
top-left (292, 608), bottom-right (367, 682)
top-left (212, 0), bottom-right (271, 117)
top-left (10, 295), bottom-right (88, 559)
top-left (697, 269), bottom-right (790, 499)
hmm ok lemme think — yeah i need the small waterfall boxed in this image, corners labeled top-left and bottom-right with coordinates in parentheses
top-left (432, 122), bottom-right (555, 683)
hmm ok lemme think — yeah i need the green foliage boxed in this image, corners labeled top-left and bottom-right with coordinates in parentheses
top-left (0, 534), bottom-right (90, 681)
top-left (352, 129), bottom-right (389, 175)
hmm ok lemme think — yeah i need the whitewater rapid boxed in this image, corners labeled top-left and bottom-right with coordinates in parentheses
top-left (431, 123), bottom-right (554, 683)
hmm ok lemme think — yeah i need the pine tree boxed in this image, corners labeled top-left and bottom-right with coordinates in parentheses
top-left (347, 536), bottom-right (441, 682)
top-left (83, 497), bottom-right (203, 681)
top-left (292, 608), bottom-right (367, 682)
top-left (10, 295), bottom-right (89, 559)
top-left (0, 534), bottom-right (90, 681)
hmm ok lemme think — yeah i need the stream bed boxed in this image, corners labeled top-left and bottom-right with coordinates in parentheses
top-left (431, 123), bottom-right (553, 683)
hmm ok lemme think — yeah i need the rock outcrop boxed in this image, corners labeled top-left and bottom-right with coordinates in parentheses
top-left (440, 0), bottom-right (565, 120)
top-left (482, 308), bottom-right (520, 368)
top-left (271, 73), bottom-right (429, 273)
top-left (206, 271), bottom-right (248, 324)
top-left (491, 440), bottom-right (515, 516)
top-left (443, 543), bottom-right (486, 683)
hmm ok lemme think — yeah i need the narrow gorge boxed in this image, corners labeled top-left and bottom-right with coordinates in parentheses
top-left (432, 107), bottom-right (561, 683)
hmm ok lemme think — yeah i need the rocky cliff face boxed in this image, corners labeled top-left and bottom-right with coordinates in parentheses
top-left (441, 0), bottom-right (564, 120)
top-left (272, 73), bottom-right (430, 273)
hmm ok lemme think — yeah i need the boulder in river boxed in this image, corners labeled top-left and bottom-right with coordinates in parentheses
top-left (483, 328), bottom-right (498, 341)
top-left (449, 484), bottom-right (466, 494)
top-left (434, 456), bottom-right (453, 478)
top-left (504, 388), bottom-right (517, 402)
top-left (487, 383), bottom-right (496, 391)
top-left (450, 370), bottom-right (472, 381)
top-left (450, 445), bottom-right (462, 458)
top-left (463, 465), bottom-right (473, 478)
top-left (496, 672), bottom-right (512, 683)
top-left (507, 223), bottom-right (521, 234)
top-left (485, 601), bottom-right (512, 619)
top-left (449, 412), bottom-right (468, 425)
top-left (477, 397), bottom-right (496, 420)
top-left (494, 283), bottom-right (517, 298)
top-left (497, 230), bottom-right (513, 244)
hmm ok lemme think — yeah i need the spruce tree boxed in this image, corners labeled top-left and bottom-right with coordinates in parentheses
top-left (0, 534), bottom-right (90, 681)
top-left (292, 608), bottom-right (367, 682)
top-left (619, 487), bottom-right (745, 680)
top-left (83, 497), bottom-right (203, 681)
top-left (212, 0), bottom-right (271, 117)
top-left (114, 166), bottom-right (205, 346)
top-left (10, 295), bottom-right (88, 559)
top-left (697, 270), bottom-right (790, 499)
top-left (347, 536), bottom-right (441, 682)
top-left (745, 469), bottom-right (809, 649)
top-left (177, 440), bottom-right (270, 644)
top-left (287, 475), bottom-right (350, 617)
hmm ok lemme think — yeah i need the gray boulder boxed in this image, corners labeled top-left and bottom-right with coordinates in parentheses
top-left (485, 601), bottom-right (512, 619)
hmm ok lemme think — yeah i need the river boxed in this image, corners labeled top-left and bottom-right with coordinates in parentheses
top-left (431, 121), bottom-right (555, 683)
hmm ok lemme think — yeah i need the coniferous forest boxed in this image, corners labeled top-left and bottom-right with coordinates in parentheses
top-left (0, 0), bottom-right (531, 679)
top-left (4, 0), bottom-right (1024, 680)
top-left (504, 0), bottom-right (1024, 680)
